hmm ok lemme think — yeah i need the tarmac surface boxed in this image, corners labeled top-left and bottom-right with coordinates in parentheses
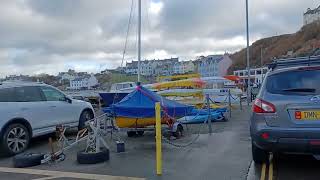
top-left (0, 106), bottom-right (319, 180)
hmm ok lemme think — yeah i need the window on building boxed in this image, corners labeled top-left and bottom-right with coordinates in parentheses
top-left (256, 70), bottom-right (262, 75)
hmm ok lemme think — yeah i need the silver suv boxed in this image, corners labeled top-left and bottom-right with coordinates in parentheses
top-left (0, 82), bottom-right (94, 155)
top-left (250, 57), bottom-right (320, 163)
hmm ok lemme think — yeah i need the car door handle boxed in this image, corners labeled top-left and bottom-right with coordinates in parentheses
top-left (20, 107), bottom-right (29, 111)
top-left (50, 105), bottom-right (57, 108)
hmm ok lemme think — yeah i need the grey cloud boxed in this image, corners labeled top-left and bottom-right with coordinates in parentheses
top-left (0, 0), bottom-right (318, 77)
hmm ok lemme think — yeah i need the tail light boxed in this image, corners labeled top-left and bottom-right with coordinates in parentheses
top-left (252, 98), bottom-right (276, 113)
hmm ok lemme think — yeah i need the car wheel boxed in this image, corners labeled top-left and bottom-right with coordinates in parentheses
top-left (1, 124), bottom-right (30, 156)
top-left (78, 110), bottom-right (94, 130)
top-left (252, 141), bottom-right (269, 164)
top-left (77, 148), bottom-right (109, 164)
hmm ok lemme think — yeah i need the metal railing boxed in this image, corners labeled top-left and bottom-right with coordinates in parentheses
top-left (268, 55), bottom-right (320, 70)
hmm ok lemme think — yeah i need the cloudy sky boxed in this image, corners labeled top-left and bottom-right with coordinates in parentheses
top-left (0, 0), bottom-right (318, 77)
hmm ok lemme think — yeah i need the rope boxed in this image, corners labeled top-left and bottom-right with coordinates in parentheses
top-left (162, 118), bottom-right (209, 148)
top-left (121, 0), bottom-right (134, 68)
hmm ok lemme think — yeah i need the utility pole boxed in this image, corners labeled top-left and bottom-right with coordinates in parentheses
top-left (137, 0), bottom-right (141, 82)
top-left (246, 0), bottom-right (251, 105)
top-left (260, 46), bottom-right (264, 86)
top-left (260, 46), bottom-right (263, 67)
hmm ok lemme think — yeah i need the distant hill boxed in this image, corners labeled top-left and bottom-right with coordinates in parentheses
top-left (228, 20), bottom-right (320, 73)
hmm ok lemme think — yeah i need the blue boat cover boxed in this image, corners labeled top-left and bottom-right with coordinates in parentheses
top-left (111, 86), bottom-right (194, 118)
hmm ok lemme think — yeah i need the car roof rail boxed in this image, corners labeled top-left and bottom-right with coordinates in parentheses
top-left (267, 55), bottom-right (320, 70)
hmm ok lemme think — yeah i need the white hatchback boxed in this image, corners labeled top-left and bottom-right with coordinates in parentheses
top-left (0, 82), bottom-right (94, 155)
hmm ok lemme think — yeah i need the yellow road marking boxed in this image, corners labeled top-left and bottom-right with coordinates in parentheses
top-left (0, 167), bottom-right (144, 180)
top-left (268, 162), bottom-right (273, 180)
top-left (260, 154), bottom-right (274, 180)
top-left (268, 154), bottom-right (274, 180)
top-left (32, 176), bottom-right (62, 180)
top-left (260, 163), bottom-right (266, 180)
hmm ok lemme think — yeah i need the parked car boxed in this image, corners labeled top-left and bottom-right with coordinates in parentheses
top-left (71, 95), bottom-right (89, 102)
top-left (0, 82), bottom-right (95, 155)
top-left (250, 57), bottom-right (320, 163)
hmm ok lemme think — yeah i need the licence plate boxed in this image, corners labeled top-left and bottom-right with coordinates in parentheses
top-left (295, 111), bottom-right (320, 120)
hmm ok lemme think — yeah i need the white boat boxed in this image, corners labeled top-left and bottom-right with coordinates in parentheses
top-left (110, 82), bottom-right (136, 93)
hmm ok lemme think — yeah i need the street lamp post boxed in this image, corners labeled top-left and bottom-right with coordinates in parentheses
top-left (137, 0), bottom-right (141, 83)
top-left (246, 0), bottom-right (251, 105)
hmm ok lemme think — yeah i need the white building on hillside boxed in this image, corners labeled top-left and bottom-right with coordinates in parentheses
top-left (125, 58), bottom-right (179, 76)
top-left (303, 5), bottom-right (320, 25)
top-left (233, 67), bottom-right (268, 86)
top-left (58, 69), bottom-right (76, 83)
top-left (195, 54), bottom-right (233, 77)
top-left (69, 74), bottom-right (98, 90)
top-left (173, 61), bottom-right (195, 74)
top-left (60, 73), bottom-right (75, 81)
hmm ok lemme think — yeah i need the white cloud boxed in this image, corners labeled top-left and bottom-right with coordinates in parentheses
top-left (145, 49), bottom-right (173, 60)
top-left (149, 1), bottom-right (163, 15)
top-left (0, 0), bottom-right (318, 78)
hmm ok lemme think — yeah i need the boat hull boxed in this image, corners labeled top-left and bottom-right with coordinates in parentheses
top-left (115, 117), bottom-right (168, 128)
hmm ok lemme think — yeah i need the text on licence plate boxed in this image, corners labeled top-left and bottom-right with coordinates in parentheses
top-left (295, 111), bottom-right (320, 120)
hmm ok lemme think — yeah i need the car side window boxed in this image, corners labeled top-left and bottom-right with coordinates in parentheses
top-left (14, 86), bottom-right (44, 102)
top-left (40, 86), bottom-right (65, 101)
top-left (0, 88), bottom-right (16, 102)
top-left (0, 87), bottom-right (44, 102)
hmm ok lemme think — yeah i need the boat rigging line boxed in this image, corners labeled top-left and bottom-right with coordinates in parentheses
top-left (121, 0), bottom-right (134, 69)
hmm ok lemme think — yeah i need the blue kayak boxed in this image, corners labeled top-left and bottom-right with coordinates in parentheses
top-left (178, 108), bottom-right (226, 124)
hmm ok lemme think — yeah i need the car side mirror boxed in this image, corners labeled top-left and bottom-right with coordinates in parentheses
top-left (65, 96), bottom-right (72, 104)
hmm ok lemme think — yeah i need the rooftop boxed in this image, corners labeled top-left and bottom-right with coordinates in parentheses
top-left (126, 58), bottom-right (179, 67)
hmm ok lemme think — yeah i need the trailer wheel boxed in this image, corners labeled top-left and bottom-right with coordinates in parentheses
top-left (137, 131), bottom-right (144, 136)
top-left (77, 148), bottom-right (109, 164)
top-left (215, 115), bottom-right (226, 122)
top-left (13, 153), bottom-right (44, 168)
top-left (173, 125), bottom-right (183, 138)
top-left (127, 131), bottom-right (136, 137)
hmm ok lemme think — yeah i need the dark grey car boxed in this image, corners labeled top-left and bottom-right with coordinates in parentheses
top-left (250, 58), bottom-right (320, 163)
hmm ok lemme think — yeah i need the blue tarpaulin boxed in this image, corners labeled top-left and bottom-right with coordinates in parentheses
top-left (111, 86), bottom-right (194, 118)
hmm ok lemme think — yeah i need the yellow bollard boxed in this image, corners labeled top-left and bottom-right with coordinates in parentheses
top-left (155, 102), bottom-right (162, 176)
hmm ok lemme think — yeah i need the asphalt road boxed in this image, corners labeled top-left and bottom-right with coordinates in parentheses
top-left (0, 106), bottom-right (319, 180)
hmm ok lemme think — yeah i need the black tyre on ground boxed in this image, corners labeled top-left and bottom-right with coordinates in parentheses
top-left (77, 148), bottom-right (109, 164)
top-left (1, 123), bottom-right (30, 156)
top-left (252, 141), bottom-right (269, 164)
top-left (13, 153), bottom-right (44, 168)
top-left (78, 110), bottom-right (94, 130)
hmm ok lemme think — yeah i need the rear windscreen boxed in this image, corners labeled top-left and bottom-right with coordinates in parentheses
top-left (266, 69), bottom-right (320, 95)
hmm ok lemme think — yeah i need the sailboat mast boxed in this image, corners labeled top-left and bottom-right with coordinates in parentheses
top-left (137, 0), bottom-right (141, 82)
